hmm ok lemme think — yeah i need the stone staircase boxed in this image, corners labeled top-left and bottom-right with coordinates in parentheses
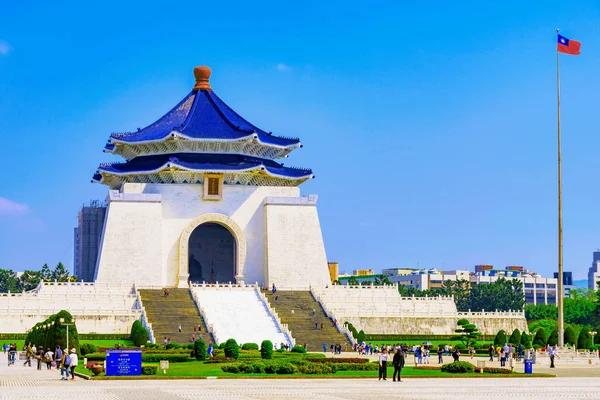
top-left (138, 289), bottom-right (213, 346)
top-left (262, 290), bottom-right (349, 352)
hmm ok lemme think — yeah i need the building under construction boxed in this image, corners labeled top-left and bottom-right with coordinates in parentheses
top-left (74, 200), bottom-right (106, 281)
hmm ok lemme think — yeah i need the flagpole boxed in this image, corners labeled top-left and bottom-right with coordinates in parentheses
top-left (556, 28), bottom-right (565, 348)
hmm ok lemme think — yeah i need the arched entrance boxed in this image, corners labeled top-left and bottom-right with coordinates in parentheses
top-left (178, 213), bottom-right (247, 288)
top-left (188, 223), bottom-right (235, 284)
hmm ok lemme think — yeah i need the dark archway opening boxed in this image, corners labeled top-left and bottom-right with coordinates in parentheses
top-left (188, 222), bottom-right (235, 284)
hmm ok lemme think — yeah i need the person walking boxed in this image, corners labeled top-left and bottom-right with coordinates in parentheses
top-left (393, 348), bottom-right (405, 382)
top-left (23, 342), bottom-right (33, 367)
top-left (469, 344), bottom-right (475, 359)
top-left (59, 351), bottom-right (70, 380)
top-left (437, 345), bottom-right (443, 364)
top-left (500, 348), bottom-right (506, 367)
top-left (488, 344), bottom-right (494, 362)
top-left (68, 348), bottom-right (78, 379)
top-left (178, 324), bottom-right (182, 333)
top-left (44, 348), bottom-right (54, 370)
top-left (378, 349), bottom-right (389, 381)
top-left (54, 346), bottom-right (63, 370)
top-left (548, 345), bottom-right (558, 368)
top-left (36, 348), bottom-right (43, 370)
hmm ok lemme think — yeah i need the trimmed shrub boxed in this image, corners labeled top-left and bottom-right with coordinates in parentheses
top-left (578, 327), bottom-right (591, 349)
top-left (548, 329), bottom-right (559, 346)
top-left (508, 329), bottom-right (521, 346)
top-left (275, 348), bottom-right (286, 353)
top-left (80, 343), bottom-right (98, 356)
top-left (224, 339), bottom-right (240, 359)
top-left (221, 364), bottom-right (239, 373)
top-left (165, 342), bottom-right (182, 350)
top-left (194, 339), bottom-right (207, 361)
top-left (242, 343), bottom-right (259, 351)
top-left (275, 362), bottom-right (296, 374)
top-left (131, 320), bottom-right (149, 347)
top-left (441, 361), bottom-right (475, 373)
top-left (218, 342), bottom-right (227, 349)
top-left (494, 330), bottom-right (507, 347)
top-left (186, 343), bottom-right (194, 350)
top-left (356, 330), bottom-right (366, 343)
top-left (564, 326), bottom-right (577, 346)
top-left (533, 329), bottom-right (547, 348)
top-left (24, 310), bottom-right (80, 355)
top-left (204, 356), bottom-right (236, 364)
top-left (141, 364), bottom-right (158, 375)
top-left (521, 332), bottom-right (532, 348)
top-left (331, 362), bottom-right (378, 371)
top-left (260, 340), bottom-right (273, 360)
top-left (482, 367), bottom-right (512, 374)
top-left (297, 363), bottom-right (336, 374)
top-left (291, 345), bottom-right (307, 353)
top-left (142, 353), bottom-right (190, 363)
top-left (305, 358), bottom-right (368, 364)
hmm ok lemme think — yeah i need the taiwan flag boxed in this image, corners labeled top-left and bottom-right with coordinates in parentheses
top-left (557, 34), bottom-right (581, 55)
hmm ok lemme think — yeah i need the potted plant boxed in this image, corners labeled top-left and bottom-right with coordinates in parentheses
top-left (86, 361), bottom-right (104, 376)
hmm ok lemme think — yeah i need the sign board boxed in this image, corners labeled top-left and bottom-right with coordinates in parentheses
top-left (105, 349), bottom-right (142, 376)
top-left (160, 360), bottom-right (169, 374)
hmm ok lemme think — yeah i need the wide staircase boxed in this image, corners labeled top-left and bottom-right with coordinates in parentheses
top-left (138, 289), bottom-right (213, 346)
top-left (262, 290), bottom-right (348, 352)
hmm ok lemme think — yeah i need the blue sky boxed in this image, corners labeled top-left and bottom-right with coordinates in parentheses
top-left (1, 1), bottom-right (600, 279)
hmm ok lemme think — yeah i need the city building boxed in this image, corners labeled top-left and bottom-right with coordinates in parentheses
top-left (588, 250), bottom-right (600, 290)
top-left (74, 200), bottom-right (107, 281)
top-left (553, 271), bottom-right (576, 297)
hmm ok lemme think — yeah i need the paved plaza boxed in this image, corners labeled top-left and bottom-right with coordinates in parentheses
top-left (2, 354), bottom-right (600, 399)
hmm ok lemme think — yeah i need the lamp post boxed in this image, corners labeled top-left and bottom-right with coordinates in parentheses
top-left (59, 318), bottom-right (76, 352)
top-left (590, 331), bottom-right (597, 348)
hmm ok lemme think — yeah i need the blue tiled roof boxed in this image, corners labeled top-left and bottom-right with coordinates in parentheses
top-left (109, 90), bottom-right (300, 147)
top-left (94, 153), bottom-right (312, 181)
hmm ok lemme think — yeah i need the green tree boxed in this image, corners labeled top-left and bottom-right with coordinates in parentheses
top-left (52, 262), bottom-right (70, 282)
top-left (533, 329), bottom-right (547, 348)
top-left (520, 332), bottom-right (532, 348)
top-left (439, 280), bottom-right (471, 312)
top-left (524, 304), bottom-right (558, 322)
top-left (494, 330), bottom-right (507, 347)
top-left (356, 330), bottom-right (366, 343)
top-left (564, 290), bottom-right (598, 326)
top-left (547, 328), bottom-right (559, 346)
top-left (374, 275), bottom-right (392, 286)
top-left (469, 278), bottom-right (525, 312)
top-left (40, 264), bottom-right (52, 281)
top-left (508, 329), bottom-right (521, 346)
top-left (564, 326), bottom-right (577, 346)
top-left (0, 269), bottom-right (21, 292)
top-left (19, 270), bottom-right (43, 291)
top-left (578, 327), bottom-right (591, 350)
top-left (130, 320), bottom-right (149, 346)
top-left (260, 340), bottom-right (273, 359)
top-left (452, 319), bottom-right (480, 347)
top-left (193, 339), bottom-right (207, 360)
top-left (224, 338), bottom-right (239, 359)
top-left (347, 277), bottom-right (359, 286)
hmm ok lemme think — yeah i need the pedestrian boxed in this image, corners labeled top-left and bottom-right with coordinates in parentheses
top-left (320, 322), bottom-right (324, 330)
top-left (207, 344), bottom-right (214, 358)
top-left (272, 283), bottom-right (276, 294)
top-left (452, 348), bottom-right (460, 362)
top-left (60, 350), bottom-right (70, 380)
top-left (444, 344), bottom-right (449, 356)
top-left (36, 348), bottom-right (43, 370)
top-left (548, 345), bottom-right (559, 368)
top-left (193, 324), bottom-right (197, 333)
top-left (378, 348), bottom-right (389, 381)
top-left (291, 309), bottom-right (295, 315)
top-left (488, 344), bottom-right (494, 362)
top-left (312, 308), bottom-right (315, 316)
top-left (54, 345), bottom-right (63, 369)
top-left (44, 348), bottom-right (53, 370)
top-left (163, 337), bottom-right (168, 346)
top-left (500, 348), bottom-right (506, 367)
top-left (437, 345), bottom-right (443, 364)
top-left (392, 347), bottom-right (405, 382)
top-left (315, 322), bottom-right (318, 330)
top-left (323, 343), bottom-right (327, 353)
top-left (178, 324), bottom-right (182, 333)
top-left (23, 342), bottom-right (33, 367)
top-left (469, 344), bottom-right (474, 359)
top-left (69, 348), bottom-right (78, 379)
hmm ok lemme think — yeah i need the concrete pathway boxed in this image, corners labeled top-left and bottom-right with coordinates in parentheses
top-left (0, 352), bottom-right (71, 383)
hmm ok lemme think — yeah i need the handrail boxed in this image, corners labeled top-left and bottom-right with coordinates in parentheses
top-left (189, 288), bottom-right (218, 345)
top-left (133, 285), bottom-right (155, 344)
top-left (309, 287), bottom-right (355, 344)
top-left (255, 287), bottom-right (295, 347)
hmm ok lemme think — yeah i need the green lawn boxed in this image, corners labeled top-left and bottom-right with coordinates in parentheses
top-left (80, 339), bottom-right (134, 348)
top-left (366, 340), bottom-right (493, 349)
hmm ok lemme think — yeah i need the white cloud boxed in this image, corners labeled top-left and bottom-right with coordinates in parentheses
top-left (276, 63), bottom-right (291, 71)
top-left (0, 197), bottom-right (30, 216)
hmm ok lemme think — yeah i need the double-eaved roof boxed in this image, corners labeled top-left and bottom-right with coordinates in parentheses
top-left (94, 66), bottom-right (312, 188)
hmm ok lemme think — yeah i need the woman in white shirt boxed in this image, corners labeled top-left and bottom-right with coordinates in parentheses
top-left (378, 349), bottom-right (389, 381)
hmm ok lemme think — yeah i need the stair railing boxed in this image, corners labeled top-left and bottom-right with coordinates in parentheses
top-left (133, 285), bottom-right (156, 344)
top-left (309, 287), bottom-right (356, 345)
top-left (255, 287), bottom-right (296, 347)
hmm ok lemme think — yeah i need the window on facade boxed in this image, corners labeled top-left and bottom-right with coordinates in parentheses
top-left (207, 177), bottom-right (220, 195)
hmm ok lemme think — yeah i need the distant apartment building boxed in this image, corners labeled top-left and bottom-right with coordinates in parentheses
top-left (381, 268), bottom-right (470, 290)
top-left (588, 250), bottom-right (600, 290)
top-left (74, 200), bottom-right (107, 282)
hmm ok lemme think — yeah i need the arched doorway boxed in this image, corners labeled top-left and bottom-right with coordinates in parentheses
top-left (188, 223), bottom-right (235, 284)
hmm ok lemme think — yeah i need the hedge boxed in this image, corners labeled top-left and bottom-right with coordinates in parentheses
top-left (224, 339), bottom-right (239, 359)
top-left (204, 356), bottom-right (236, 364)
top-left (305, 358), bottom-right (368, 364)
top-left (291, 345), bottom-right (307, 353)
top-left (220, 360), bottom-right (376, 374)
top-left (441, 361), bottom-right (475, 373)
top-left (0, 334), bottom-right (27, 340)
top-left (24, 310), bottom-right (80, 355)
top-left (141, 364), bottom-right (158, 375)
top-left (79, 334), bottom-right (130, 340)
top-left (130, 321), bottom-right (149, 347)
top-left (260, 340), bottom-right (273, 359)
top-left (193, 339), bottom-right (207, 361)
top-left (364, 334), bottom-right (495, 341)
top-left (241, 343), bottom-right (259, 351)
top-left (482, 367), bottom-right (512, 374)
top-left (80, 343), bottom-right (98, 356)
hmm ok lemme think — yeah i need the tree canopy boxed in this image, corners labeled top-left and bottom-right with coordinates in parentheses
top-left (452, 318), bottom-right (480, 347)
top-left (0, 263), bottom-right (76, 293)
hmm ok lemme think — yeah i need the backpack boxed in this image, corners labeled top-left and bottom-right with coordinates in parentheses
top-left (65, 355), bottom-right (71, 366)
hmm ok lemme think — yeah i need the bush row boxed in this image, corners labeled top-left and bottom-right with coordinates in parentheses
top-left (204, 356), bottom-right (236, 364)
top-left (482, 367), bottom-right (512, 374)
top-left (363, 334), bottom-right (495, 341)
top-left (79, 334), bottom-right (131, 340)
top-left (221, 360), bottom-right (378, 375)
top-left (305, 358), bottom-right (368, 364)
top-left (441, 361), bottom-right (475, 373)
top-left (141, 364), bottom-right (158, 375)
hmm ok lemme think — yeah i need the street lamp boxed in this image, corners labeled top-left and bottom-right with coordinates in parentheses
top-left (59, 318), bottom-right (76, 352)
top-left (589, 331), bottom-right (597, 348)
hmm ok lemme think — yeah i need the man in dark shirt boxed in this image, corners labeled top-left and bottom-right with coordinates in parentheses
top-left (392, 348), bottom-right (405, 382)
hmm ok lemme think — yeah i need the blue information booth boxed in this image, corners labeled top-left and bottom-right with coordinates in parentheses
top-left (105, 349), bottom-right (142, 376)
